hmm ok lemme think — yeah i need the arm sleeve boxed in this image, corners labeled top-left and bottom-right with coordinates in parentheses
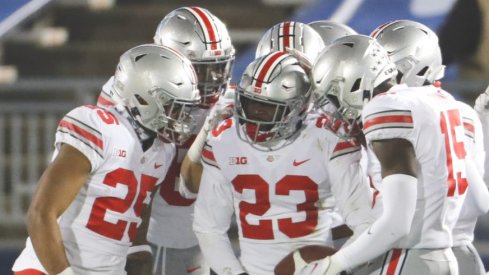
top-left (460, 157), bottom-right (489, 219)
top-left (54, 106), bottom-right (106, 172)
top-left (193, 164), bottom-right (246, 274)
top-left (332, 174), bottom-right (417, 271)
top-left (328, 142), bottom-right (376, 238)
top-left (476, 109), bottom-right (489, 186)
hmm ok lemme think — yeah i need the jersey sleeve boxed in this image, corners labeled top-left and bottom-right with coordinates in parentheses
top-left (476, 108), bottom-right (489, 186)
top-left (328, 138), bottom-right (376, 237)
top-left (460, 103), bottom-right (486, 176)
top-left (193, 154), bottom-right (246, 274)
top-left (362, 95), bottom-right (415, 144)
top-left (54, 106), bottom-right (106, 173)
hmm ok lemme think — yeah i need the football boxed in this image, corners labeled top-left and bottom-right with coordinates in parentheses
top-left (274, 245), bottom-right (337, 275)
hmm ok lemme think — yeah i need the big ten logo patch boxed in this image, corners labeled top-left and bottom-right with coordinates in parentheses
top-left (113, 148), bottom-right (127, 158)
top-left (229, 156), bottom-right (247, 165)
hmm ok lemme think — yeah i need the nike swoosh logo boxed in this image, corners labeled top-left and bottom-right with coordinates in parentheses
top-left (186, 266), bottom-right (201, 273)
top-left (154, 163), bottom-right (163, 169)
top-left (293, 159), bottom-right (310, 166)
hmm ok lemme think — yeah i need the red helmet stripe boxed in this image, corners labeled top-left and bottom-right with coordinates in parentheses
top-left (252, 51), bottom-right (288, 89)
top-left (189, 7), bottom-right (219, 50)
top-left (278, 21), bottom-right (296, 51)
top-left (370, 20), bottom-right (400, 38)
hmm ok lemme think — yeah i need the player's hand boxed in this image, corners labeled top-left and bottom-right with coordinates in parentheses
top-left (474, 88), bottom-right (489, 113)
top-left (286, 48), bottom-right (313, 74)
top-left (125, 251), bottom-right (153, 275)
top-left (207, 90), bottom-right (235, 130)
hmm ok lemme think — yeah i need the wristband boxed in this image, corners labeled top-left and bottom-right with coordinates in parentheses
top-left (187, 125), bottom-right (208, 163)
top-left (127, 244), bottom-right (152, 255)
top-left (57, 267), bottom-right (75, 275)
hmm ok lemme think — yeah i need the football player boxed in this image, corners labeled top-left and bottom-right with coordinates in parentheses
top-left (11, 44), bottom-right (201, 275)
top-left (96, 6), bottom-right (236, 275)
top-left (300, 34), bottom-right (484, 274)
top-left (150, 7), bottom-right (235, 275)
top-left (372, 20), bottom-right (489, 275)
top-left (192, 51), bottom-right (375, 274)
top-left (475, 87), bottom-right (489, 184)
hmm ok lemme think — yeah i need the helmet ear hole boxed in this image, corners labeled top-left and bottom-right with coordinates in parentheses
top-left (135, 94), bottom-right (149, 105)
top-left (350, 78), bottom-right (361, 93)
top-left (326, 94), bottom-right (340, 108)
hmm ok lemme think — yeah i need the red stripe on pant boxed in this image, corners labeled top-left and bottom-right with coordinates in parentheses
top-left (386, 249), bottom-right (402, 275)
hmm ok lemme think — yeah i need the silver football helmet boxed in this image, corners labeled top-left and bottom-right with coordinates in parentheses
top-left (371, 20), bottom-right (445, 87)
top-left (312, 35), bottom-right (397, 122)
top-left (236, 51), bottom-right (311, 150)
top-left (153, 6), bottom-right (235, 106)
top-left (255, 21), bottom-right (325, 64)
top-left (112, 44), bottom-right (201, 145)
top-left (308, 20), bottom-right (357, 45)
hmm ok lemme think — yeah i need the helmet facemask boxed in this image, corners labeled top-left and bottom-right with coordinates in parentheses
top-left (150, 88), bottom-right (199, 145)
top-left (236, 90), bottom-right (305, 149)
top-left (193, 56), bottom-right (235, 107)
top-left (320, 77), bottom-right (366, 138)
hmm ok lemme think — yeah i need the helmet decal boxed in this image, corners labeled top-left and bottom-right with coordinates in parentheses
top-left (187, 6), bottom-right (220, 51)
top-left (277, 21), bottom-right (296, 51)
top-left (252, 51), bottom-right (288, 92)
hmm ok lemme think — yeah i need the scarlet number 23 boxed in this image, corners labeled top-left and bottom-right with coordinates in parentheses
top-left (232, 174), bottom-right (319, 240)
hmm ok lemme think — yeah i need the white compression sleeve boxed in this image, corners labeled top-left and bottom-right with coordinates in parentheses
top-left (186, 124), bottom-right (208, 163)
top-left (332, 174), bottom-right (417, 271)
top-left (57, 267), bottom-right (76, 275)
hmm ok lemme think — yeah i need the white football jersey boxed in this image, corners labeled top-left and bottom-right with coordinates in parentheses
top-left (452, 100), bottom-right (485, 246)
top-left (362, 84), bottom-right (469, 249)
top-left (12, 105), bottom-right (174, 274)
top-left (147, 87), bottom-right (236, 248)
top-left (193, 115), bottom-right (374, 275)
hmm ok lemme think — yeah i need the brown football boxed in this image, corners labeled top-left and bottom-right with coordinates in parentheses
top-left (274, 245), bottom-right (337, 275)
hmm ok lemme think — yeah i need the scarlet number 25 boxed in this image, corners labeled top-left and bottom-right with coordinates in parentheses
top-left (86, 168), bottom-right (158, 241)
top-left (232, 174), bottom-right (319, 240)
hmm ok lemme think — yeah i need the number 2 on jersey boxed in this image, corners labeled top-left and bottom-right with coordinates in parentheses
top-left (440, 109), bottom-right (468, 197)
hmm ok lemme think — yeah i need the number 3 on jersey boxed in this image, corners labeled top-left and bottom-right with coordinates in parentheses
top-left (440, 109), bottom-right (468, 197)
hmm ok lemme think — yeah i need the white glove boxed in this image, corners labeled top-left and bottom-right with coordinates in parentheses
top-left (207, 89), bottom-right (235, 130)
top-left (474, 89), bottom-right (489, 114)
top-left (57, 267), bottom-right (76, 275)
top-left (187, 90), bottom-right (235, 163)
